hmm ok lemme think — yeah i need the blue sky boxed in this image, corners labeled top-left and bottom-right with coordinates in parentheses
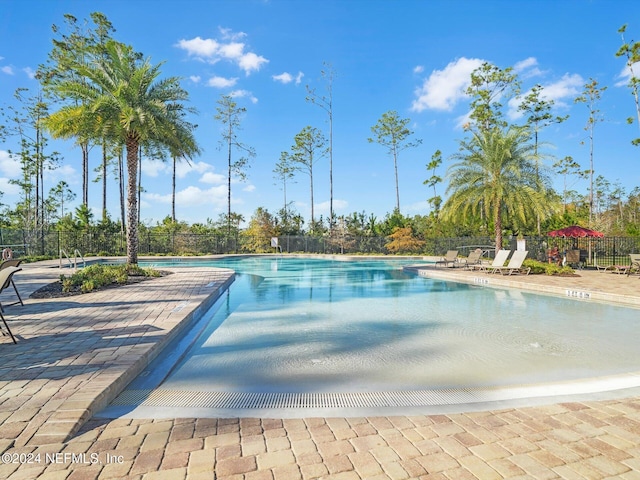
top-left (1, 0), bottom-right (640, 227)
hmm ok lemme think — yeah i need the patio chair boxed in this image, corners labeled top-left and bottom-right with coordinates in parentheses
top-left (0, 259), bottom-right (23, 310)
top-left (461, 248), bottom-right (483, 270)
top-left (564, 249), bottom-right (582, 269)
top-left (490, 250), bottom-right (531, 275)
top-left (470, 249), bottom-right (511, 272)
top-left (628, 254), bottom-right (640, 277)
top-left (0, 266), bottom-right (21, 343)
top-left (435, 250), bottom-right (458, 268)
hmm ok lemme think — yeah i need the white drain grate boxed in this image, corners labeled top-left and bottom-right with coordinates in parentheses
top-left (110, 387), bottom-right (487, 409)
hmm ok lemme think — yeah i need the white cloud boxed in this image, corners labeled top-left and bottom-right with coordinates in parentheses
top-left (207, 75), bottom-right (238, 88)
top-left (316, 199), bottom-right (348, 215)
top-left (273, 72), bottom-right (293, 84)
top-left (513, 57), bottom-right (543, 78)
top-left (144, 185), bottom-right (230, 209)
top-left (219, 27), bottom-right (246, 42)
top-left (507, 72), bottom-right (584, 120)
top-left (0, 150), bottom-right (20, 176)
top-left (404, 200), bottom-right (430, 214)
top-left (238, 52), bottom-right (268, 75)
top-left (616, 61), bottom-right (640, 87)
top-left (200, 171), bottom-right (226, 185)
top-left (273, 71), bottom-right (304, 85)
top-left (176, 37), bottom-right (220, 58)
top-left (22, 67), bottom-right (35, 79)
top-left (242, 184), bottom-right (256, 192)
top-left (454, 111), bottom-right (473, 130)
top-left (219, 42), bottom-right (245, 59)
top-left (411, 57), bottom-right (485, 112)
top-left (46, 164), bottom-right (76, 182)
top-left (186, 184), bottom-right (242, 207)
top-left (175, 160), bottom-right (212, 179)
top-left (0, 177), bottom-right (20, 196)
top-left (540, 73), bottom-right (584, 105)
top-left (189, 75), bottom-right (201, 83)
top-left (229, 89), bottom-right (258, 103)
top-left (176, 29), bottom-right (268, 75)
top-left (1, 65), bottom-right (14, 75)
top-left (141, 158), bottom-right (167, 178)
top-left (413, 65), bottom-right (424, 74)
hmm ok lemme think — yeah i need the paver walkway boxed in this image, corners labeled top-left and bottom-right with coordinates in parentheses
top-left (1, 258), bottom-right (640, 479)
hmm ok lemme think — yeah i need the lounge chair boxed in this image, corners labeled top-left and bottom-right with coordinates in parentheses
top-left (628, 254), bottom-right (640, 277)
top-left (0, 259), bottom-right (23, 310)
top-left (461, 248), bottom-right (483, 270)
top-left (471, 249), bottom-right (511, 272)
top-left (0, 266), bottom-right (21, 343)
top-left (490, 250), bottom-right (531, 275)
top-left (435, 250), bottom-right (458, 268)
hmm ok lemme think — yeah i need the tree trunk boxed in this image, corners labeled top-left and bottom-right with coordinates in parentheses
top-left (310, 156), bottom-right (315, 228)
top-left (393, 147), bottom-right (400, 212)
top-left (102, 140), bottom-right (108, 222)
top-left (119, 149), bottom-right (126, 236)
top-left (138, 145), bottom-right (142, 226)
top-left (227, 123), bottom-right (232, 237)
top-left (82, 142), bottom-right (89, 206)
top-left (494, 202), bottom-right (502, 253)
top-left (126, 137), bottom-right (139, 265)
top-left (172, 156), bottom-right (176, 223)
top-left (329, 110), bottom-right (333, 232)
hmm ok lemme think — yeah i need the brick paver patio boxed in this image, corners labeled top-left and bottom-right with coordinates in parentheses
top-left (1, 257), bottom-right (640, 479)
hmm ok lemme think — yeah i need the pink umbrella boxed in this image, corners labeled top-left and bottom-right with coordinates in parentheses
top-left (547, 225), bottom-right (604, 238)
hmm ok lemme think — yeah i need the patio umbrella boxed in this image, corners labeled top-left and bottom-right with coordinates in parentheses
top-left (547, 225), bottom-right (604, 238)
top-left (547, 225), bottom-right (604, 264)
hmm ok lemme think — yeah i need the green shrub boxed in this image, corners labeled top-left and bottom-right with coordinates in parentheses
top-left (523, 259), bottom-right (575, 275)
top-left (59, 264), bottom-right (161, 293)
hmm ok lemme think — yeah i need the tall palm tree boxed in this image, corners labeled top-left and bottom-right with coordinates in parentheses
top-left (44, 40), bottom-right (197, 264)
top-left (441, 127), bottom-right (554, 250)
top-left (167, 119), bottom-right (201, 223)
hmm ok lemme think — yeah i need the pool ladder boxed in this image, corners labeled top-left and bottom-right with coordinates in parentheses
top-left (60, 249), bottom-right (86, 270)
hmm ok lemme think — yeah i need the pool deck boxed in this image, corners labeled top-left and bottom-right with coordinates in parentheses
top-left (1, 258), bottom-right (640, 479)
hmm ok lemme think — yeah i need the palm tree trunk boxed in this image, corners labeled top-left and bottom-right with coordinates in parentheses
top-left (172, 156), bottom-right (176, 223)
top-left (494, 202), bottom-right (502, 253)
top-left (126, 137), bottom-right (139, 265)
top-left (82, 143), bottom-right (89, 206)
top-left (119, 148), bottom-right (126, 236)
top-left (138, 145), bottom-right (142, 226)
top-left (102, 140), bottom-right (108, 222)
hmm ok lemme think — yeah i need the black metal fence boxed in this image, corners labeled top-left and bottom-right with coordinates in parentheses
top-left (1, 229), bottom-right (639, 267)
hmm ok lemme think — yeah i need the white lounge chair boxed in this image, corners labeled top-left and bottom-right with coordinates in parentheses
top-left (435, 250), bottom-right (458, 268)
top-left (470, 249), bottom-right (510, 272)
top-left (461, 248), bottom-right (483, 270)
top-left (491, 250), bottom-right (531, 275)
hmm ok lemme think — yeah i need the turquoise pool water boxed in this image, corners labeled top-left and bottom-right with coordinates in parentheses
top-left (135, 257), bottom-right (640, 394)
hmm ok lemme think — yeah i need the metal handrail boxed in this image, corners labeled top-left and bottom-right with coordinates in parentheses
top-left (59, 249), bottom-right (71, 269)
top-left (73, 249), bottom-right (86, 269)
top-left (59, 249), bottom-right (85, 270)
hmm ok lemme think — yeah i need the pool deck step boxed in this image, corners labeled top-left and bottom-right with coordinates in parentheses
top-left (0, 265), bottom-right (234, 446)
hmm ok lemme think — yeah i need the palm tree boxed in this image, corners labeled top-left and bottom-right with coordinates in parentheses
top-left (441, 127), bottom-right (554, 250)
top-left (167, 119), bottom-right (201, 223)
top-left (44, 40), bottom-right (197, 264)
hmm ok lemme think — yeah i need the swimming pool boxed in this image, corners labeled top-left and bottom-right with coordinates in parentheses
top-left (103, 256), bottom-right (640, 416)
